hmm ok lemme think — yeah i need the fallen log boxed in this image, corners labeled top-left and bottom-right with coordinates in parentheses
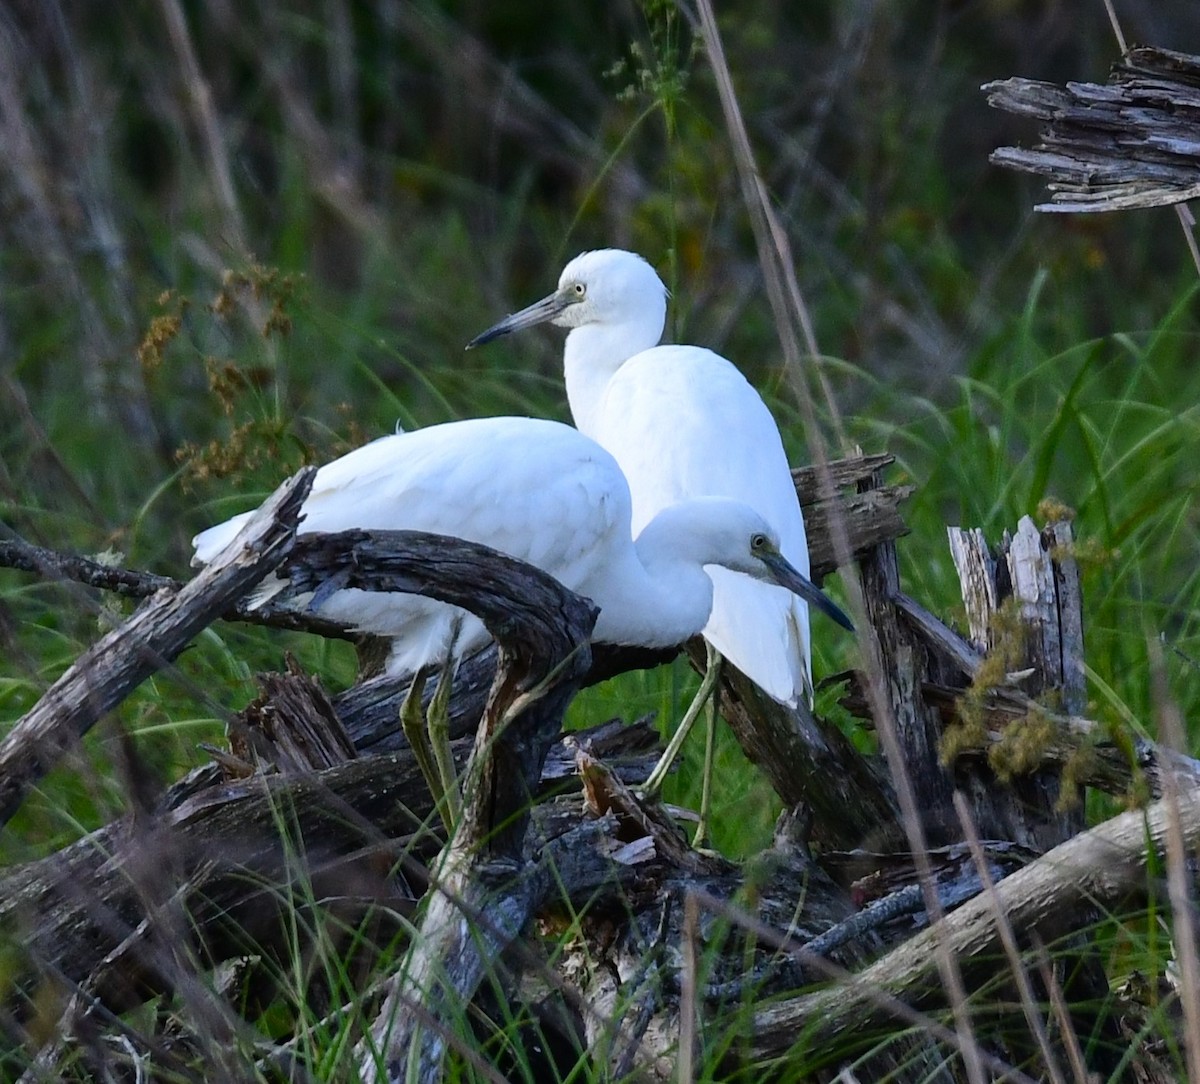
top-left (749, 780), bottom-right (1200, 1061)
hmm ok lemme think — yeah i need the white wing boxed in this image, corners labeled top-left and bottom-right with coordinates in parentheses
top-left (584, 345), bottom-right (812, 704)
top-left (192, 416), bottom-right (631, 676)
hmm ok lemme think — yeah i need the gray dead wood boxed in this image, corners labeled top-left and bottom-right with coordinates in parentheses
top-left (0, 717), bottom-right (663, 1031)
top-left (228, 656), bottom-right (359, 772)
top-left (0, 743), bottom-right (437, 1024)
top-left (13, 451), bottom-right (1155, 1079)
top-left (0, 527), bottom-right (353, 641)
top-left (985, 46), bottom-right (1200, 212)
top-left (748, 781), bottom-right (1200, 1061)
top-left (0, 468), bottom-right (315, 827)
top-left (793, 452), bottom-right (912, 581)
top-left (0, 533), bottom-right (596, 1038)
top-left (846, 557), bottom-right (1200, 807)
top-left (551, 756), bottom-right (957, 1082)
top-left (857, 468), bottom-right (957, 825)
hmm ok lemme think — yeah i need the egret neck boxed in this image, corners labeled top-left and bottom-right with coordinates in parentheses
top-left (563, 320), bottom-right (661, 437)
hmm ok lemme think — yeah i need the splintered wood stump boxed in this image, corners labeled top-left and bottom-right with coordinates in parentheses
top-left (986, 45), bottom-right (1200, 211)
top-left (947, 515), bottom-right (1086, 849)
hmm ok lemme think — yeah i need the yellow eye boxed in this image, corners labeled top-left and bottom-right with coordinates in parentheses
top-left (573, 282), bottom-right (586, 297)
top-left (751, 533), bottom-right (769, 550)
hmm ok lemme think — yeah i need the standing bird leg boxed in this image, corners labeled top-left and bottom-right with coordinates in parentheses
top-left (398, 618), bottom-right (463, 835)
top-left (399, 669), bottom-right (449, 831)
top-left (642, 642), bottom-right (723, 803)
top-left (694, 646), bottom-right (723, 849)
top-left (426, 617), bottom-right (464, 830)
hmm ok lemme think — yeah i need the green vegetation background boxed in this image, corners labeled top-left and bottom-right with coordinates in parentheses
top-left (2, 0), bottom-right (1200, 861)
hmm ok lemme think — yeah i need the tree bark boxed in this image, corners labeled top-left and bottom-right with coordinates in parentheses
top-left (947, 516), bottom-right (1087, 850)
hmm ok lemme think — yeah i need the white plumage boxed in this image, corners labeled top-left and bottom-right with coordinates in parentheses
top-left (468, 250), bottom-right (829, 706)
top-left (192, 416), bottom-right (835, 677)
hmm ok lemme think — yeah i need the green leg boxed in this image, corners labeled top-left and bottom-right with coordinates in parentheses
top-left (643, 643), bottom-right (723, 798)
top-left (400, 669), bottom-right (447, 827)
top-left (426, 617), bottom-right (464, 832)
top-left (427, 652), bottom-right (462, 830)
top-left (692, 650), bottom-right (722, 849)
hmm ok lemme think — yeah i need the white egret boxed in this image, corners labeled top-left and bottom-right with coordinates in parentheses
top-left (468, 251), bottom-right (845, 838)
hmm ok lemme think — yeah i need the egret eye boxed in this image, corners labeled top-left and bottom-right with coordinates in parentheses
top-left (572, 282), bottom-right (586, 297)
top-left (751, 533), bottom-right (769, 551)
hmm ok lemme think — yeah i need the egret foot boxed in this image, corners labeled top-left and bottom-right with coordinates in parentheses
top-left (641, 643), bottom-right (724, 818)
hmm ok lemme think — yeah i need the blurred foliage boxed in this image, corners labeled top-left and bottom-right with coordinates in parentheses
top-left (2, 0), bottom-right (1200, 1078)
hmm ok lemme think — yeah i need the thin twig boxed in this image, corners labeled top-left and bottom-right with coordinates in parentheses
top-left (679, 892), bottom-right (700, 1083)
top-left (1149, 638), bottom-right (1200, 1081)
top-left (954, 793), bottom-right (1069, 1084)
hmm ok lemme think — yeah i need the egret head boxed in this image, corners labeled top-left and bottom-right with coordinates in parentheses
top-left (646, 499), bottom-right (855, 633)
top-left (467, 249), bottom-right (668, 348)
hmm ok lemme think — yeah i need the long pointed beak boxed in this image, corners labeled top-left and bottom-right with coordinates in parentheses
top-left (466, 290), bottom-right (570, 349)
top-left (762, 550), bottom-right (855, 632)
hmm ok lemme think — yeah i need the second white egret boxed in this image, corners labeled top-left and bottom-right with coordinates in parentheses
top-left (469, 251), bottom-right (847, 837)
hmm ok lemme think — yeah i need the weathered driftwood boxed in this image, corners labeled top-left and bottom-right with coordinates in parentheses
top-left (0, 468), bottom-right (315, 827)
top-left (0, 715), bottom-right (664, 1027)
top-left (857, 469), bottom-right (956, 823)
top-left (0, 524), bottom-right (355, 642)
top-left (792, 452), bottom-right (912, 578)
top-left (985, 46), bottom-right (1200, 212)
top-left (546, 751), bottom-right (952, 1082)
